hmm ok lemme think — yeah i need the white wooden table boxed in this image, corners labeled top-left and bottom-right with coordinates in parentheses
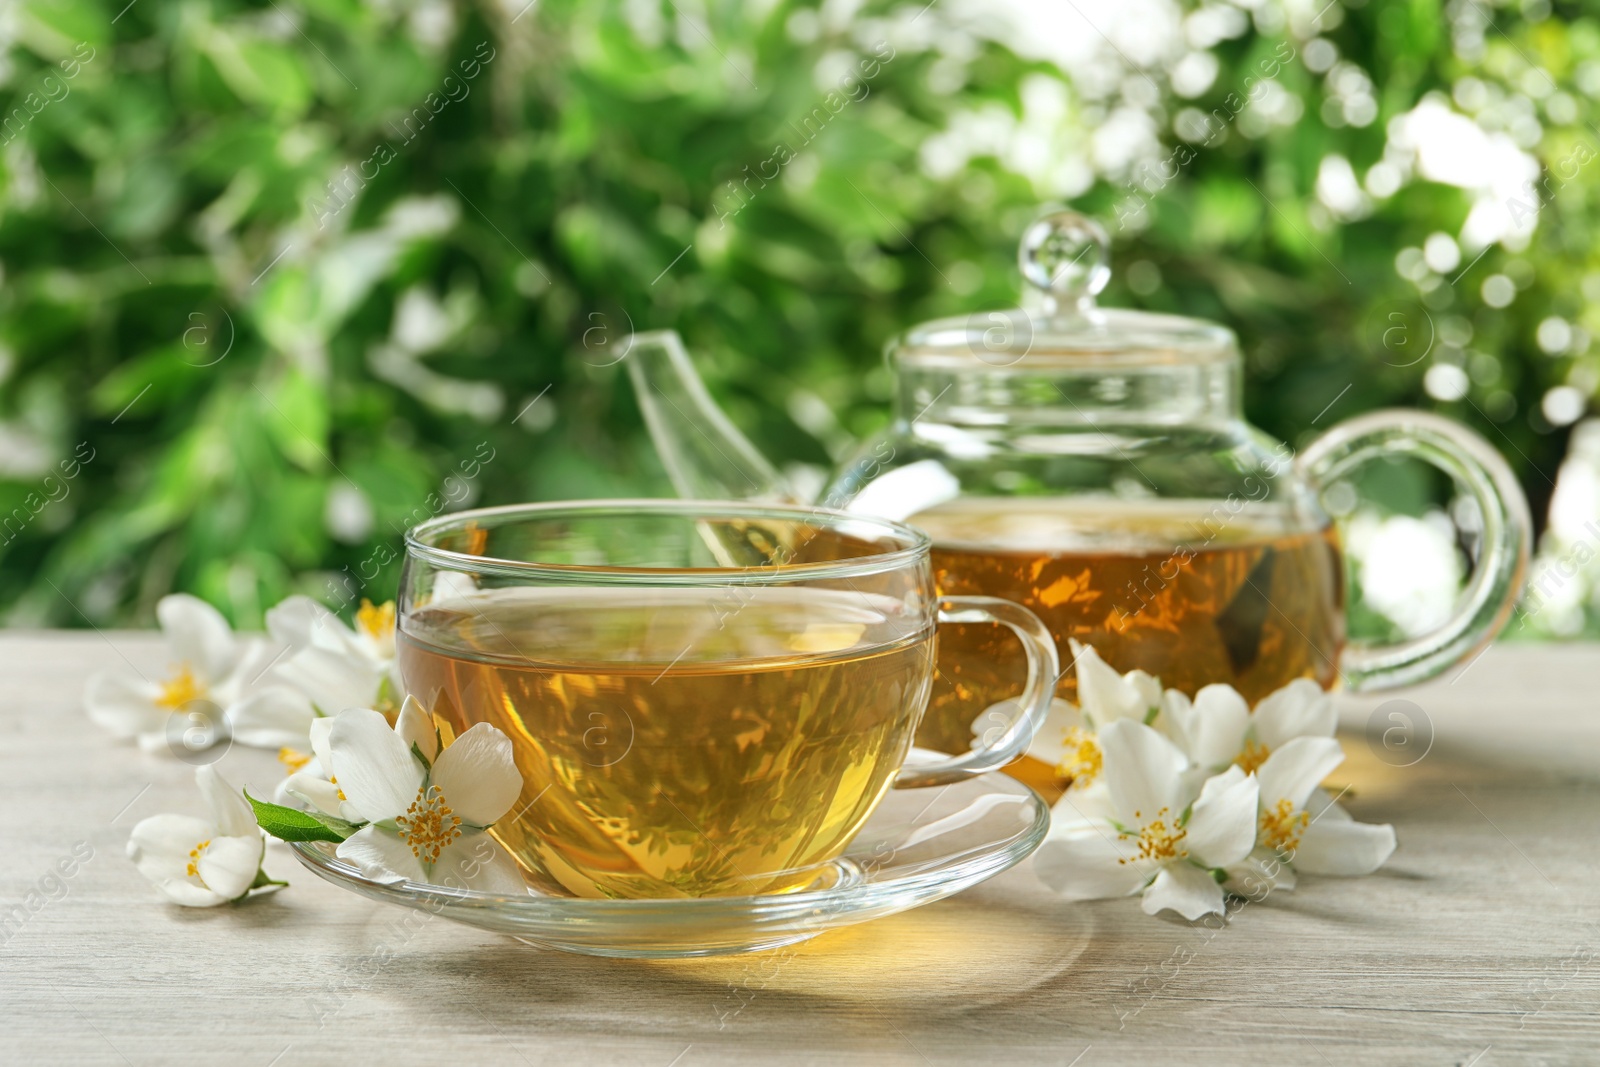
top-left (3, 633), bottom-right (1598, 1065)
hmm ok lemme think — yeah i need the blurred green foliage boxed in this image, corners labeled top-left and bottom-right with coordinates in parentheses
top-left (0, 0), bottom-right (1591, 626)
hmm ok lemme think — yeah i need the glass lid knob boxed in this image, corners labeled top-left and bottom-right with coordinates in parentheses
top-left (1018, 210), bottom-right (1110, 313)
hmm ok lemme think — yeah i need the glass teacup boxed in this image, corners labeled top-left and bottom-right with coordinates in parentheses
top-left (396, 500), bottom-right (1057, 899)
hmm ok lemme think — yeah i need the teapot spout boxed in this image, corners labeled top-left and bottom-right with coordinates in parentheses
top-left (625, 330), bottom-right (798, 503)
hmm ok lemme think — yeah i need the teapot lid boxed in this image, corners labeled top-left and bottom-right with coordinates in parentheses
top-left (894, 210), bottom-right (1237, 369)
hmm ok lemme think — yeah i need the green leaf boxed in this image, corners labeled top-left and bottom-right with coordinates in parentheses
top-left (244, 789), bottom-right (362, 842)
top-left (90, 344), bottom-right (211, 415)
top-left (248, 867), bottom-right (290, 891)
top-left (376, 673), bottom-right (401, 714)
top-left (202, 29), bottom-right (313, 116)
top-left (19, 0), bottom-right (109, 55)
top-left (229, 864), bottom-right (290, 902)
top-left (259, 367), bottom-right (330, 473)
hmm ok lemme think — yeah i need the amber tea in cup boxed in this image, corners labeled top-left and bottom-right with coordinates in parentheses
top-left (396, 501), bottom-right (1058, 900)
top-left (402, 587), bottom-right (931, 898)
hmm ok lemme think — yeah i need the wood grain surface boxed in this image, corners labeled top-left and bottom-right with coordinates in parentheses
top-left (2, 632), bottom-right (1597, 1066)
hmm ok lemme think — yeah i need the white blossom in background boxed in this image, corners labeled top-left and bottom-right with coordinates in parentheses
top-left (914, 0), bottom-right (1187, 196)
top-left (405, 0), bottom-right (456, 50)
top-left (324, 482), bottom-right (375, 543)
top-left (1345, 510), bottom-right (1464, 638)
top-left (1523, 419), bottom-right (1600, 636)
top-left (369, 276), bottom-right (503, 422)
top-left (1315, 153), bottom-right (1370, 220)
top-left (0, 420), bottom-right (52, 478)
top-left (127, 766), bottom-right (275, 907)
top-left (868, 0), bottom-right (1554, 277)
top-left (1386, 95), bottom-right (1541, 250)
top-left (392, 285), bottom-right (456, 353)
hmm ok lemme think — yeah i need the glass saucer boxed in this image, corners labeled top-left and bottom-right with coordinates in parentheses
top-left (289, 750), bottom-right (1049, 958)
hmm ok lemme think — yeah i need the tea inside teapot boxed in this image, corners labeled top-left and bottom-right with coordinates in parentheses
top-left (909, 496), bottom-right (1342, 755)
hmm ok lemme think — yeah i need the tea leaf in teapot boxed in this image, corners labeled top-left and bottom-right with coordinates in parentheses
top-left (1214, 549), bottom-right (1278, 677)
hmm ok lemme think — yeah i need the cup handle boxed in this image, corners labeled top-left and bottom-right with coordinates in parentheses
top-left (1296, 408), bottom-right (1532, 691)
top-left (894, 595), bottom-right (1060, 789)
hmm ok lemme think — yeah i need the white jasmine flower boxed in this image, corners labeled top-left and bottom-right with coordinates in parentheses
top-left (1251, 678), bottom-right (1340, 753)
top-left (127, 766), bottom-right (274, 907)
top-left (973, 642), bottom-right (1162, 795)
top-left (1158, 683), bottom-right (1251, 773)
top-left (265, 596), bottom-right (403, 719)
top-left (1034, 720), bottom-right (1260, 920)
top-left (1234, 735), bottom-right (1397, 884)
top-left (1069, 639), bottom-right (1162, 726)
top-left (229, 684), bottom-right (320, 751)
top-left (1163, 677), bottom-right (1337, 776)
top-left (85, 594), bottom-right (284, 755)
top-left (973, 697), bottom-right (1105, 786)
top-left (328, 705), bottom-right (526, 891)
top-left (1030, 643), bottom-right (1395, 919)
top-left (1292, 787), bottom-right (1397, 875)
top-left (276, 716), bottom-right (364, 823)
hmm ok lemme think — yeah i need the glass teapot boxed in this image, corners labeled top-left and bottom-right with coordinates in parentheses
top-left (627, 210), bottom-right (1531, 756)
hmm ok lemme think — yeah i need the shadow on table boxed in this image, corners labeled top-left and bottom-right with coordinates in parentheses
top-left (351, 722), bottom-right (1596, 1049)
top-left (390, 865), bottom-right (1102, 1041)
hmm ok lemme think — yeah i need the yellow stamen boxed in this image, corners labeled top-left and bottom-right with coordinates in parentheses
top-left (155, 664), bottom-right (206, 710)
top-left (1259, 797), bottom-right (1310, 854)
top-left (186, 839), bottom-right (211, 879)
top-left (394, 785), bottom-right (463, 865)
top-left (278, 747), bottom-right (312, 775)
top-left (1056, 727), bottom-right (1104, 789)
top-left (1118, 807), bottom-right (1188, 864)
top-left (1235, 739), bottom-right (1271, 775)
top-left (330, 775), bottom-right (346, 802)
top-left (356, 599), bottom-right (396, 642)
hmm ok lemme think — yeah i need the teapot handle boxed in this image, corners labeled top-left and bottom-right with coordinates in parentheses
top-left (1297, 409), bottom-right (1532, 691)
